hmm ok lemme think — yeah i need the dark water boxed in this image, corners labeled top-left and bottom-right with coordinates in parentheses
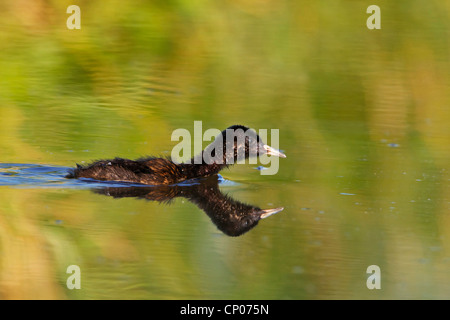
top-left (0, 1), bottom-right (449, 299)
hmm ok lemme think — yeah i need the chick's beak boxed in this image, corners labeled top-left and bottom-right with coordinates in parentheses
top-left (258, 207), bottom-right (284, 219)
top-left (263, 144), bottom-right (286, 158)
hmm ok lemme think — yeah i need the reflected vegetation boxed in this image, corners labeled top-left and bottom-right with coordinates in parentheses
top-left (0, 0), bottom-right (449, 300)
top-left (94, 176), bottom-right (283, 237)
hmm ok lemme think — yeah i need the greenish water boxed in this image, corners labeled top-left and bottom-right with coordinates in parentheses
top-left (0, 1), bottom-right (449, 299)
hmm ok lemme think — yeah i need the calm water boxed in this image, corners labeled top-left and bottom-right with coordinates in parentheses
top-left (0, 1), bottom-right (449, 299)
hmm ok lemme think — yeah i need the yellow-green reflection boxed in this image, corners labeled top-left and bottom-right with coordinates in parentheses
top-left (0, 0), bottom-right (449, 299)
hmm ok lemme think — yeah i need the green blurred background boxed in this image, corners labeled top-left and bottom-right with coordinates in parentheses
top-left (0, 0), bottom-right (449, 299)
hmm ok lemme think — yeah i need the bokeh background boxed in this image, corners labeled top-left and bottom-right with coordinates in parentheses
top-left (0, 0), bottom-right (449, 299)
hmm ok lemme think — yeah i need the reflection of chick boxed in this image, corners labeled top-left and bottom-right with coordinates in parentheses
top-left (94, 176), bottom-right (283, 237)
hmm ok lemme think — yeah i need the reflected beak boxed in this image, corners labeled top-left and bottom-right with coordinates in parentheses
top-left (263, 145), bottom-right (286, 158)
top-left (258, 207), bottom-right (284, 219)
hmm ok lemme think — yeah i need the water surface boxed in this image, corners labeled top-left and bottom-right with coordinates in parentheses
top-left (0, 1), bottom-right (449, 299)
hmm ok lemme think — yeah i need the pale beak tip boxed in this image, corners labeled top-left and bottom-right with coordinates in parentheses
top-left (263, 145), bottom-right (287, 158)
top-left (259, 207), bottom-right (284, 219)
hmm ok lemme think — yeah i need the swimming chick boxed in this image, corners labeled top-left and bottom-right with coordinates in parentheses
top-left (66, 125), bottom-right (286, 185)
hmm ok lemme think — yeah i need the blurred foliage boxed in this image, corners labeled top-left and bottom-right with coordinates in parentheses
top-left (0, 0), bottom-right (449, 299)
